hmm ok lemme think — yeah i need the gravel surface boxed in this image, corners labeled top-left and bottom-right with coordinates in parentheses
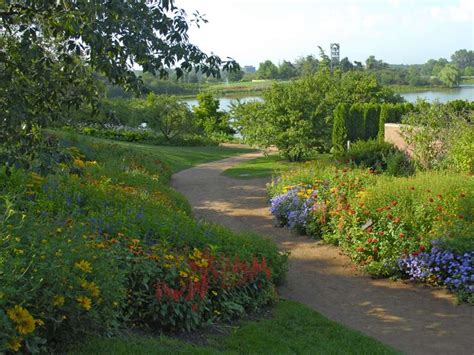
top-left (172, 151), bottom-right (474, 355)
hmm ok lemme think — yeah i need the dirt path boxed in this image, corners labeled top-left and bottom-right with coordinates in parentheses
top-left (172, 151), bottom-right (474, 355)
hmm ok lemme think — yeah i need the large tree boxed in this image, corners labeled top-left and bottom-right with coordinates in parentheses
top-left (0, 0), bottom-right (237, 166)
top-left (451, 49), bottom-right (474, 71)
top-left (439, 64), bottom-right (461, 88)
top-left (257, 60), bottom-right (279, 79)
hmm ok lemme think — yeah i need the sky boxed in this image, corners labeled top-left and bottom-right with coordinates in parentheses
top-left (177, 0), bottom-right (474, 67)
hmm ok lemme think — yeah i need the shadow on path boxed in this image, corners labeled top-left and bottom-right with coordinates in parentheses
top-left (172, 152), bottom-right (474, 355)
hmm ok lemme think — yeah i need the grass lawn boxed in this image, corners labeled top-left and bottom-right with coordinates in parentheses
top-left (71, 300), bottom-right (396, 354)
top-left (52, 130), bottom-right (255, 173)
top-left (222, 154), bottom-right (296, 179)
top-left (222, 153), bottom-right (334, 179)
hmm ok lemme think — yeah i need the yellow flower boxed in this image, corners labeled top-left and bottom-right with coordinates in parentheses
top-left (7, 306), bottom-right (36, 335)
top-left (73, 158), bottom-right (85, 168)
top-left (53, 295), bottom-right (65, 307)
top-left (179, 271), bottom-right (188, 278)
top-left (7, 337), bottom-right (23, 352)
top-left (164, 254), bottom-right (175, 261)
top-left (192, 248), bottom-right (202, 259)
top-left (77, 296), bottom-right (92, 311)
top-left (81, 280), bottom-right (101, 298)
top-left (75, 260), bottom-right (92, 273)
top-left (195, 259), bottom-right (209, 268)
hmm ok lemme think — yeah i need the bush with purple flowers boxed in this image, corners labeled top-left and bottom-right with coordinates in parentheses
top-left (398, 242), bottom-right (473, 303)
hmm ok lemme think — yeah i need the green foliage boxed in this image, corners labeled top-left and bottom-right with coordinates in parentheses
top-left (71, 300), bottom-right (395, 355)
top-left (145, 94), bottom-right (194, 140)
top-left (235, 69), bottom-right (399, 161)
top-left (438, 64), bottom-right (461, 88)
top-left (0, 0), bottom-right (237, 167)
top-left (193, 93), bottom-right (233, 138)
top-left (363, 104), bottom-right (380, 140)
top-left (269, 164), bottom-right (473, 281)
top-left (332, 103), bottom-right (349, 153)
top-left (342, 139), bottom-right (413, 175)
top-left (0, 135), bottom-right (285, 352)
top-left (348, 104), bottom-right (365, 142)
top-left (402, 102), bottom-right (473, 171)
top-left (257, 60), bottom-right (279, 79)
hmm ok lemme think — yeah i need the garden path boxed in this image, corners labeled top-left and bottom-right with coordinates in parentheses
top-left (172, 151), bottom-right (474, 355)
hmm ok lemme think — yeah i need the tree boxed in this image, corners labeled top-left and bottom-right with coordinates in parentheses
top-left (145, 94), bottom-right (194, 140)
top-left (278, 60), bottom-right (297, 80)
top-left (193, 93), bottom-right (232, 136)
top-left (257, 60), bottom-right (279, 79)
top-left (464, 66), bottom-right (474, 76)
top-left (432, 58), bottom-right (448, 76)
top-left (227, 69), bottom-right (245, 82)
top-left (439, 64), bottom-right (461, 87)
top-left (339, 57), bottom-right (354, 72)
top-left (451, 49), bottom-right (474, 71)
top-left (295, 55), bottom-right (319, 77)
top-left (365, 56), bottom-right (388, 70)
top-left (235, 69), bottom-right (400, 161)
top-left (0, 0), bottom-right (237, 167)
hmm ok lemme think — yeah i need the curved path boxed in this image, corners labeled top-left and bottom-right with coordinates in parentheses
top-left (172, 151), bottom-right (474, 355)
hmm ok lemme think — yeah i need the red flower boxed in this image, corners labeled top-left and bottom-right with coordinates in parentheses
top-left (393, 217), bottom-right (401, 224)
top-left (399, 233), bottom-right (405, 239)
top-left (419, 245), bottom-right (426, 252)
top-left (191, 304), bottom-right (198, 312)
top-left (377, 231), bottom-right (384, 236)
top-left (155, 283), bottom-right (163, 301)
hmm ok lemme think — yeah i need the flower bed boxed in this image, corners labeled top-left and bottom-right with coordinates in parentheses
top-left (268, 162), bottom-right (473, 302)
top-left (0, 139), bottom-right (286, 352)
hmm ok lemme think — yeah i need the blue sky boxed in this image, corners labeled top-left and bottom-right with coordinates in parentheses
top-left (177, 0), bottom-right (474, 66)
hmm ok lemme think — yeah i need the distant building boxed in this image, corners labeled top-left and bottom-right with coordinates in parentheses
top-left (244, 65), bottom-right (256, 73)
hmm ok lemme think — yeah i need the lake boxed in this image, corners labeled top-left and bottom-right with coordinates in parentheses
top-left (183, 85), bottom-right (473, 110)
top-left (400, 85), bottom-right (474, 103)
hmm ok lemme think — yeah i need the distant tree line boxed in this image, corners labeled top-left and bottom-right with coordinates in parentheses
top-left (250, 49), bottom-right (473, 87)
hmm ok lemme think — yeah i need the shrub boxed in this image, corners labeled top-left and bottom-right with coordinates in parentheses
top-left (363, 104), bottom-right (380, 140)
top-left (348, 103), bottom-right (365, 142)
top-left (331, 103), bottom-right (349, 153)
top-left (342, 139), bottom-right (409, 172)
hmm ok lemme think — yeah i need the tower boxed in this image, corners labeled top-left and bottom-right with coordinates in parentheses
top-left (330, 43), bottom-right (340, 71)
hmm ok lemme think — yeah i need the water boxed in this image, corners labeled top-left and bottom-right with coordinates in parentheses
top-left (399, 85), bottom-right (474, 103)
top-left (183, 86), bottom-right (473, 111)
top-left (183, 96), bottom-right (263, 110)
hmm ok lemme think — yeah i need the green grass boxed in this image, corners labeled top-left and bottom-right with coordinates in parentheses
top-left (206, 80), bottom-right (291, 96)
top-left (70, 300), bottom-right (396, 354)
top-left (388, 84), bottom-right (447, 93)
top-left (222, 154), bottom-right (296, 179)
top-left (461, 77), bottom-right (474, 84)
top-left (222, 154), bottom-right (334, 179)
top-left (52, 130), bottom-right (255, 173)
